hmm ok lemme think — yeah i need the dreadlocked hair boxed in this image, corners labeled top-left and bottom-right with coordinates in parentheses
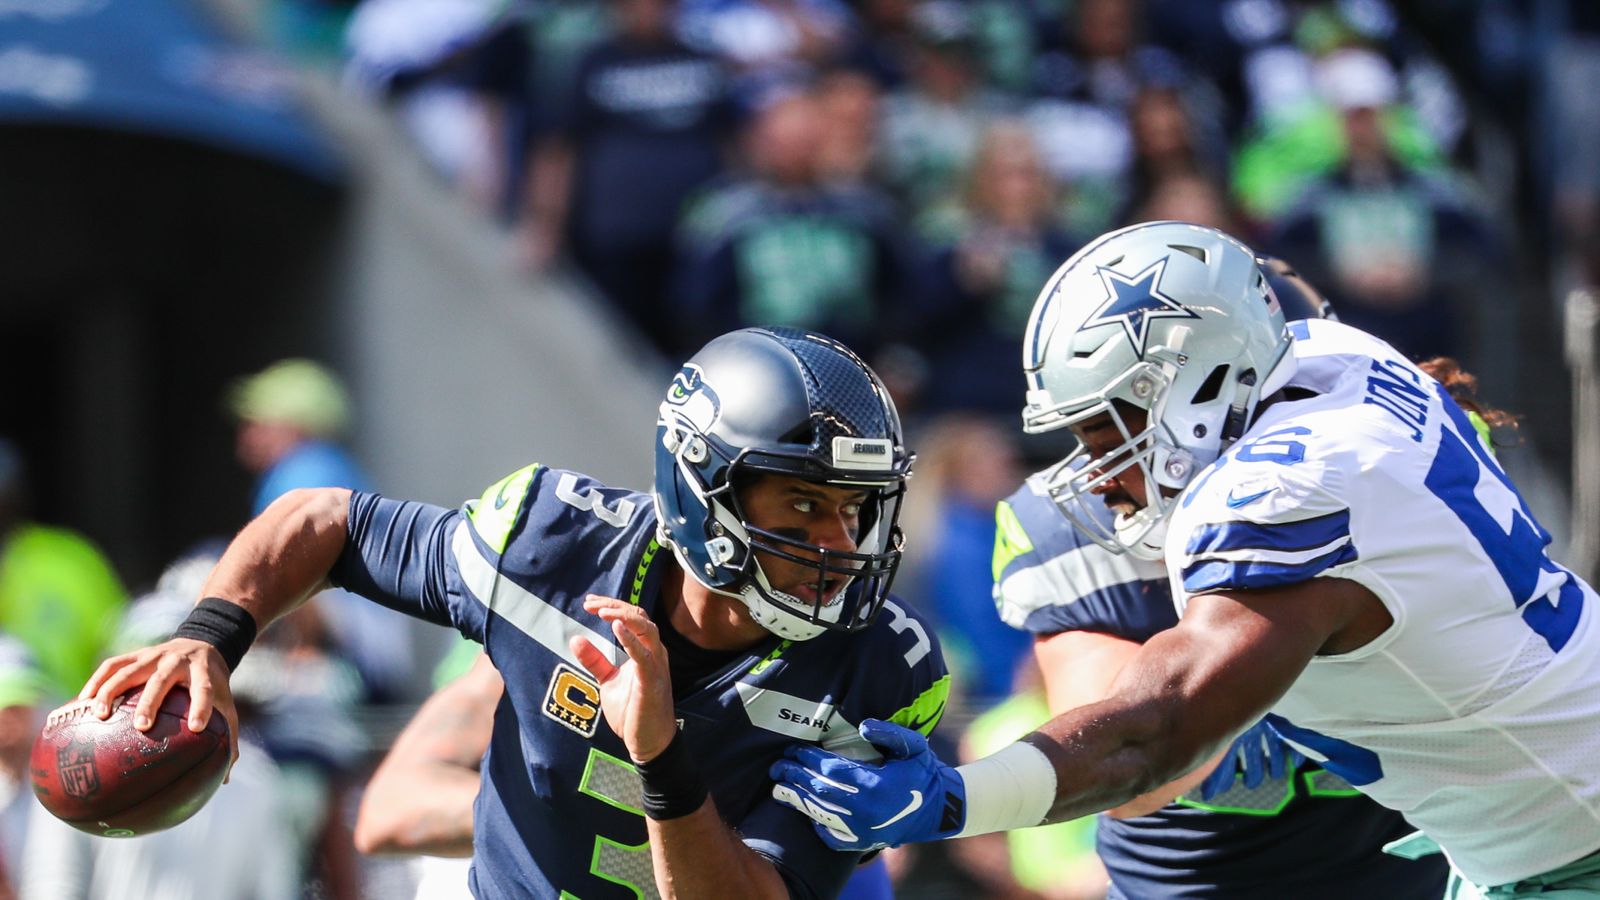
top-left (1417, 357), bottom-right (1519, 447)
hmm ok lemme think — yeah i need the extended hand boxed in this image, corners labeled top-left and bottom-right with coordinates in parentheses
top-left (770, 719), bottom-right (965, 851)
top-left (570, 595), bottom-right (678, 763)
top-left (78, 638), bottom-right (240, 768)
top-left (1198, 718), bottom-right (1304, 801)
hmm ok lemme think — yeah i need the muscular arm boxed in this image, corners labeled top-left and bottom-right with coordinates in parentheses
top-left (1023, 577), bottom-right (1382, 824)
top-left (1033, 630), bottom-right (1225, 819)
top-left (355, 654), bottom-right (504, 857)
top-left (199, 487), bottom-right (353, 627)
top-left (645, 802), bottom-right (791, 900)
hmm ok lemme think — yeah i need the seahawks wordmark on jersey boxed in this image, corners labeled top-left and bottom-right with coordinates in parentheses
top-left (331, 465), bottom-right (948, 900)
top-left (1166, 319), bottom-right (1600, 886)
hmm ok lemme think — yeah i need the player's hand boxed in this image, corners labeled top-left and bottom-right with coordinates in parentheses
top-left (769, 718), bottom-right (965, 851)
top-left (1197, 718), bottom-right (1304, 802)
top-left (571, 595), bottom-right (678, 764)
top-left (77, 638), bottom-right (241, 772)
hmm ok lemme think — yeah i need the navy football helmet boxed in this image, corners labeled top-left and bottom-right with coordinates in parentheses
top-left (1258, 255), bottom-right (1338, 322)
top-left (653, 327), bottom-right (912, 641)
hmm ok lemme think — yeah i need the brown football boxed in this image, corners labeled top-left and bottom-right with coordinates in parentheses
top-left (30, 686), bottom-right (229, 837)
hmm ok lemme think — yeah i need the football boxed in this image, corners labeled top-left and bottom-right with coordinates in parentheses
top-left (30, 686), bottom-right (229, 837)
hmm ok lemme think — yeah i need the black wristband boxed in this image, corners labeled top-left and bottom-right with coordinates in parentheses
top-left (636, 731), bottom-right (709, 820)
top-left (171, 598), bottom-right (258, 672)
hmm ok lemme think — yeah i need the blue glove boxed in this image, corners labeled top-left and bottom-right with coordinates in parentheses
top-left (770, 719), bottom-right (966, 851)
top-left (1198, 718), bottom-right (1305, 802)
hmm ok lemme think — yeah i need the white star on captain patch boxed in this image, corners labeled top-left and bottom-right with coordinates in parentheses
top-left (1079, 257), bottom-right (1199, 356)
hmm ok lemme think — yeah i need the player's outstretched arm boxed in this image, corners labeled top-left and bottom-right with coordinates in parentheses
top-left (573, 596), bottom-right (790, 900)
top-left (775, 577), bottom-right (1377, 848)
top-left (1033, 630), bottom-right (1227, 818)
top-left (77, 487), bottom-right (353, 762)
top-left (355, 652), bottom-right (503, 857)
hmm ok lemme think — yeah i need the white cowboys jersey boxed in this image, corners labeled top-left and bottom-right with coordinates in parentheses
top-left (1165, 319), bottom-right (1600, 886)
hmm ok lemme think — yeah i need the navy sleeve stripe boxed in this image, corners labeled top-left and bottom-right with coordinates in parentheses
top-left (1019, 579), bottom-right (1177, 642)
top-left (1184, 509), bottom-right (1352, 556)
top-left (1182, 542), bottom-right (1359, 593)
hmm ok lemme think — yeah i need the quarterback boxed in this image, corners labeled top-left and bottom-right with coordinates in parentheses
top-left (79, 327), bottom-right (948, 900)
top-left (773, 222), bottom-right (1600, 899)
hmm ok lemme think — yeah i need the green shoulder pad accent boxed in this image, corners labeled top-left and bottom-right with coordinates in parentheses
top-left (1467, 411), bottom-right (1497, 459)
top-left (467, 464), bottom-right (540, 555)
top-left (888, 674), bottom-right (951, 737)
top-left (992, 500), bottom-right (1035, 583)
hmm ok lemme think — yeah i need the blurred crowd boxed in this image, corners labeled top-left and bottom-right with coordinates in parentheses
top-left (325, 0), bottom-right (1522, 404)
top-left (4, 0), bottom-right (1599, 896)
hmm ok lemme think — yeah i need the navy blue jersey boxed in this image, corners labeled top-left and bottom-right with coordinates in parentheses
top-left (992, 476), bottom-right (1446, 899)
top-left (332, 464), bottom-right (949, 900)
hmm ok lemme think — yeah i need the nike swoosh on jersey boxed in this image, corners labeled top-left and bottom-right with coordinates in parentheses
top-left (871, 791), bottom-right (923, 830)
top-left (1225, 487), bottom-right (1276, 508)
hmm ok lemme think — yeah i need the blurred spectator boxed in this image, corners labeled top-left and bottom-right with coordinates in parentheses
top-left (1232, 46), bottom-right (1444, 222)
top-left (1115, 84), bottom-right (1229, 226)
top-left (673, 90), bottom-right (910, 354)
top-left (230, 359), bottom-right (371, 517)
top-left (1548, 4), bottom-right (1600, 267)
top-left (1267, 49), bottom-right (1501, 361)
top-left (0, 440), bottom-right (125, 701)
top-left (523, 0), bottom-right (736, 358)
top-left (1126, 171), bottom-right (1239, 232)
top-left (902, 415), bottom-right (1027, 709)
top-left (813, 67), bottom-right (883, 186)
top-left (678, 0), bottom-right (855, 100)
top-left (345, 0), bottom-right (534, 213)
top-left (0, 637), bottom-right (44, 900)
top-left (20, 554), bottom-right (299, 900)
top-left (1023, 0), bottom-right (1197, 233)
top-left (229, 360), bottom-right (411, 703)
top-left (877, 1), bottom-right (1011, 223)
top-left (913, 122), bottom-right (1081, 416)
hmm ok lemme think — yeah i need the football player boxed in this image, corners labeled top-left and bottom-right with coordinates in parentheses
top-left (773, 222), bottom-right (1600, 899)
top-left (79, 327), bottom-right (949, 900)
top-left (989, 257), bottom-right (1446, 897)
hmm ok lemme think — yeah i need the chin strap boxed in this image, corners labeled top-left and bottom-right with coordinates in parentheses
top-left (1220, 369), bottom-right (1258, 448)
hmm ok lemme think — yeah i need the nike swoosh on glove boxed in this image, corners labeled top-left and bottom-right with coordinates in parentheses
top-left (1198, 717), bottom-right (1305, 801)
top-left (770, 719), bottom-right (966, 851)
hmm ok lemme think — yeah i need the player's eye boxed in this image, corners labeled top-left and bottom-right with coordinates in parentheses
top-left (792, 499), bottom-right (815, 513)
top-left (842, 501), bottom-right (862, 517)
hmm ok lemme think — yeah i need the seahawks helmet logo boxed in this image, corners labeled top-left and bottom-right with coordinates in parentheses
top-left (664, 364), bottom-right (720, 431)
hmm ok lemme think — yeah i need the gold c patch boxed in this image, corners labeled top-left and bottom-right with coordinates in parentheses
top-left (543, 662), bottom-right (602, 737)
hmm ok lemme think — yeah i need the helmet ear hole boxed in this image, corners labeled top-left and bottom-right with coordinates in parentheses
top-left (1190, 365), bottom-right (1230, 405)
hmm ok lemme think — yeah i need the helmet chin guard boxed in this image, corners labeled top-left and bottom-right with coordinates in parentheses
top-left (1020, 222), bottom-right (1295, 557)
top-left (652, 328), bottom-right (912, 640)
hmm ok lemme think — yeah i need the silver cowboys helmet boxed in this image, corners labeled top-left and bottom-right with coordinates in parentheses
top-left (653, 327), bottom-right (912, 641)
top-left (1021, 222), bottom-right (1296, 558)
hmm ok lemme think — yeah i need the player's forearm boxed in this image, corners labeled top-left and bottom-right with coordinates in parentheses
top-left (354, 765), bottom-right (479, 856)
top-left (1108, 747), bottom-right (1226, 819)
top-left (645, 801), bottom-right (790, 900)
top-left (199, 488), bottom-right (351, 629)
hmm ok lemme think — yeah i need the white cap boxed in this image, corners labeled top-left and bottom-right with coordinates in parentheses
top-left (1316, 48), bottom-right (1399, 111)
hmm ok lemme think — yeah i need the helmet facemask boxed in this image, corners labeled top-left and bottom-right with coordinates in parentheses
top-left (659, 411), bottom-right (908, 641)
top-left (1026, 359), bottom-right (1187, 560)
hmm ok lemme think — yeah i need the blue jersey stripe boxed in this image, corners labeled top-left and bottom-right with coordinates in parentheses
top-left (1182, 542), bottom-right (1358, 593)
top-left (1184, 509), bottom-right (1352, 556)
top-left (1265, 714), bottom-right (1383, 786)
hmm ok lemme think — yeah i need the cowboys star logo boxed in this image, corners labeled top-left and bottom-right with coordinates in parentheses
top-left (1079, 257), bottom-right (1198, 357)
